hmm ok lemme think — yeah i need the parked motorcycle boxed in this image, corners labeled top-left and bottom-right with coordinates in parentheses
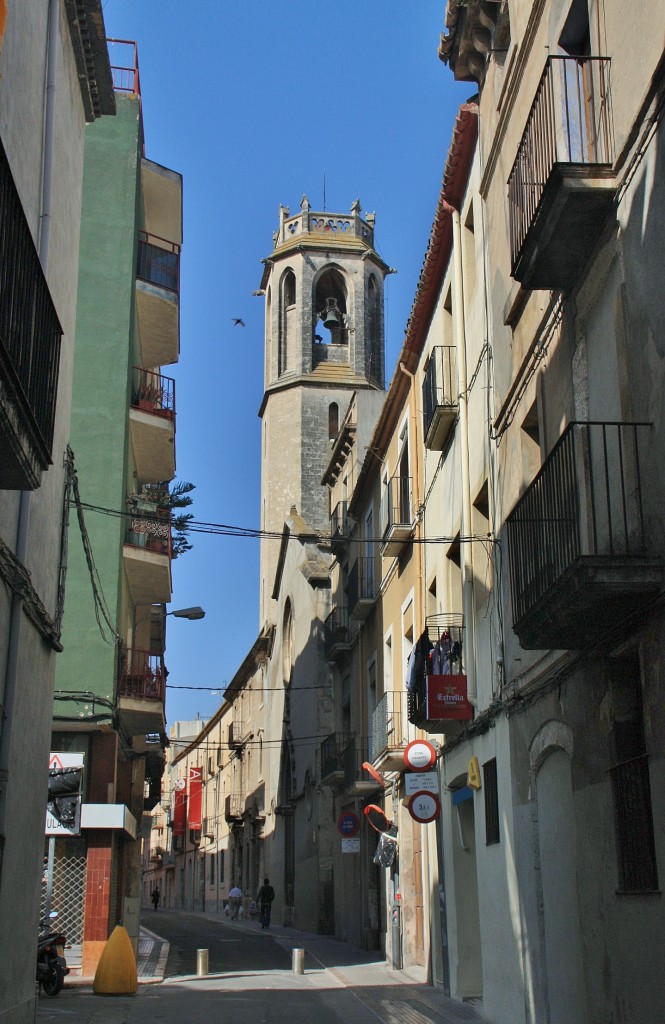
top-left (37, 911), bottom-right (69, 996)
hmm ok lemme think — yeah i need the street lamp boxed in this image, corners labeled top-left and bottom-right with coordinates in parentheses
top-left (168, 606), bottom-right (205, 620)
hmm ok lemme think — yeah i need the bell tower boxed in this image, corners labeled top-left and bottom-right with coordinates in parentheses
top-left (258, 195), bottom-right (389, 625)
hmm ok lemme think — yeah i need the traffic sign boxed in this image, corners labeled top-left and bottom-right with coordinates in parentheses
top-left (337, 812), bottom-right (360, 837)
top-left (404, 739), bottom-right (437, 772)
top-left (408, 790), bottom-right (441, 824)
top-left (404, 770), bottom-right (438, 796)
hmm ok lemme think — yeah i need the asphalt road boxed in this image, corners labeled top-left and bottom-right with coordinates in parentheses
top-left (150, 907), bottom-right (293, 977)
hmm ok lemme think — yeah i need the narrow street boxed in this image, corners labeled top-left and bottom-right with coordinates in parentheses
top-left (35, 910), bottom-right (488, 1024)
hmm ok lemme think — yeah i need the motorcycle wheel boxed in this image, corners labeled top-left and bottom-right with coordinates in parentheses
top-left (42, 964), bottom-right (65, 996)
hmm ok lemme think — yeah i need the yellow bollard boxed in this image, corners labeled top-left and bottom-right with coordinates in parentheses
top-left (93, 924), bottom-right (138, 995)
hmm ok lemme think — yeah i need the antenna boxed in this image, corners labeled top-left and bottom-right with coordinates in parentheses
top-left (323, 170), bottom-right (326, 213)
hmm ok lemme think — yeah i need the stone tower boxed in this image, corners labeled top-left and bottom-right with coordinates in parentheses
top-left (258, 195), bottom-right (389, 625)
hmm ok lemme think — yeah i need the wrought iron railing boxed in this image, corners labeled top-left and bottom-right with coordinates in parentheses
top-left (370, 691), bottom-right (407, 762)
top-left (118, 647), bottom-right (166, 701)
top-left (423, 346), bottom-right (458, 438)
top-left (108, 39), bottom-right (141, 95)
top-left (324, 606), bottom-right (350, 657)
top-left (137, 230), bottom-right (180, 293)
top-left (381, 475), bottom-right (413, 536)
top-left (320, 732), bottom-right (350, 781)
top-left (0, 138), bottom-right (62, 463)
top-left (348, 556), bottom-right (375, 613)
top-left (131, 367), bottom-right (176, 419)
top-left (508, 56), bottom-right (612, 274)
top-left (125, 503), bottom-right (171, 556)
top-left (225, 794), bottom-right (244, 820)
top-left (330, 501), bottom-right (350, 543)
top-left (506, 422), bottom-right (650, 626)
top-left (342, 736), bottom-right (370, 790)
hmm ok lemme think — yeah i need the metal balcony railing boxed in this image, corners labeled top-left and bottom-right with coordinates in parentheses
top-left (348, 556), bottom-right (375, 615)
top-left (0, 137), bottom-right (62, 465)
top-left (131, 367), bottom-right (176, 420)
top-left (108, 39), bottom-right (141, 96)
top-left (506, 422), bottom-right (650, 627)
top-left (342, 736), bottom-right (369, 790)
top-left (508, 56), bottom-right (612, 275)
top-left (423, 346), bottom-right (458, 443)
top-left (381, 475), bottom-right (413, 536)
top-left (225, 794), bottom-right (244, 820)
top-left (118, 647), bottom-right (166, 701)
top-left (125, 504), bottom-right (171, 556)
top-left (330, 501), bottom-right (350, 544)
top-left (323, 606), bottom-right (350, 658)
top-left (370, 691), bottom-right (407, 763)
top-left (320, 732), bottom-right (350, 781)
top-left (137, 230), bottom-right (180, 293)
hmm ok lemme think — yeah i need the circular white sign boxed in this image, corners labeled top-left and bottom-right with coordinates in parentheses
top-left (173, 778), bottom-right (186, 791)
top-left (404, 739), bottom-right (437, 771)
top-left (408, 790), bottom-right (441, 824)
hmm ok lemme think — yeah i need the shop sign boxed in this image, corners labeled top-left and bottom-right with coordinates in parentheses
top-left (426, 674), bottom-right (473, 721)
top-left (467, 755), bottom-right (482, 790)
top-left (188, 766), bottom-right (203, 830)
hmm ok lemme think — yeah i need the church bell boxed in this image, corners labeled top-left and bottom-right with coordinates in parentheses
top-left (322, 298), bottom-right (341, 330)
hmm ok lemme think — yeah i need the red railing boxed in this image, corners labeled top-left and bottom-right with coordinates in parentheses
top-left (107, 39), bottom-right (141, 96)
top-left (131, 368), bottom-right (176, 420)
top-left (118, 648), bottom-right (165, 702)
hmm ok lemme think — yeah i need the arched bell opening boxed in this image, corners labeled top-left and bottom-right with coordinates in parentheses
top-left (313, 268), bottom-right (349, 346)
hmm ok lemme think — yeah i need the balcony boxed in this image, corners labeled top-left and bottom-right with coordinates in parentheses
top-left (506, 422), bottom-right (663, 650)
top-left (135, 231), bottom-right (180, 368)
top-left (129, 368), bottom-right (176, 483)
top-left (370, 691), bottom-right (408, 773)
top-left (330, 501), bottom-right (351, 558)
top-left (224, 793), bottom-right (245, 823)
top-left (123, 506), bottom-right (172, 605)
top-left (348, 556), bottom-right (375, 620)
top-left (324, 606), bottom-right (352, 660)
top-left (508, 56), bottom-right (614, 291)
top-left (381, 475), bottom-right (414, 556)
top-left (0, 138), bottom-right (62, 489)
top-left (319, 732), bottom-right (350, 788)
top-left (228, 717), bottom-right (252, 749)
top-left (423, 347), bottom-right (458, 451)
top-left (342, 737), bottom-right (383, 798)
top-left (117, 647), bottom-right (166, 735)
top-left (407, 615), bottom-right (472, 734)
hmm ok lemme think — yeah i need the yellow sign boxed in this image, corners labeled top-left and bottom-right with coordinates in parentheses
top-left (467, 756), bottom-right (481, 790)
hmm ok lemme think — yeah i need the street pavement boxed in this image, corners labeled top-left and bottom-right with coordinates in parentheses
top-left (36, 907), bottom-right (490, 1024)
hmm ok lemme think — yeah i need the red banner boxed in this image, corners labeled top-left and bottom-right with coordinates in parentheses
top-left (426, 675), bottom-right (473, 721)
top-left (173, 786), bottom-right (187, 837)
top-left (188, 766), bottom-right (203, 830)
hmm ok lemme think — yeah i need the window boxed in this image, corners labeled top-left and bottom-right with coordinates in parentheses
top-left (484, 758), bottom-right (500, 844)
top-left (218, 849), bottom-right (225, 884)
top-left (328, 403), bottom-right (339, 440)
top-left (209, 853), bottom-right (215, 885)
top-left (609, 651), bottom-right (658, 893)
top-left (282, 599), bottom-right (294, 686)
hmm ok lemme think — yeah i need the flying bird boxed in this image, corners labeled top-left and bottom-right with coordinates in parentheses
top-left (231, 318), bottom-right (246, 327)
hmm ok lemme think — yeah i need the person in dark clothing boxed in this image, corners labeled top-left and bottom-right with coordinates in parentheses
top-left (151, 887), bottom-right (160, 911)
top-left (257, 878), bottom-right (275, 929)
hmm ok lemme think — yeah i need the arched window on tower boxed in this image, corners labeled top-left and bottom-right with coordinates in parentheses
top-left (314, 268), bottom-right (348, 347)
top-left (328, 402), bottom-right (339, 441)
top-left (280, 270), bottom-right (297, 375)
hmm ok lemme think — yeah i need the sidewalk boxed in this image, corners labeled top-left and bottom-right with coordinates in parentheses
top-left (137, 908), bottom-right (490, 1024)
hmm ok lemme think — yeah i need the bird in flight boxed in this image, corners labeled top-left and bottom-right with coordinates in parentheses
top-left (231, 318), bottom-right (246, 327)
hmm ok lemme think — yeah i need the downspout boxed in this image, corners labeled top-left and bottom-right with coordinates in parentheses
top-left (445, 201), bottom-right (476, 706)
top-left (0, 0), bottom-right (59, 839)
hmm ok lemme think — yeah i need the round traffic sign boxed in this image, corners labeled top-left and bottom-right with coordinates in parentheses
top-left (337, 812), bottom-right (360, 837)
top-left (404, 739), bottom-right (437, 772)
top-left (408, 790), bottom-right (441, 824)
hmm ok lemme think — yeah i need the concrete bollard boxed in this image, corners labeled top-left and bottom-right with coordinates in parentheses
top-left (292, 948), bottom-right (305, 975)
top-left (196, 948), bottom-right (209, 977)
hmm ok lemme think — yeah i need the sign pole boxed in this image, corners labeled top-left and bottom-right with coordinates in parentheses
top-left (44, 835), bottom-right (56, 922)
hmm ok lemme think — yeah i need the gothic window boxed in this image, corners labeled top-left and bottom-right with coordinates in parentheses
top-left (282, 599), bottom-right (294, 686)
top-left (367, 274), bottom-right (381, 381)
top-left (328, 403), bottom-right (339, 440)
top-left (280, 270), bottom-right (297, 375)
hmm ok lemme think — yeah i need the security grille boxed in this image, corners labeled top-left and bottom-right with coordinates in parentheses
top-left (42, 838), bottom-right (87, 965)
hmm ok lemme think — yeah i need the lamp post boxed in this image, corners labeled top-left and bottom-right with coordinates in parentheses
top-left (167, 606), bottom-right (205, 620)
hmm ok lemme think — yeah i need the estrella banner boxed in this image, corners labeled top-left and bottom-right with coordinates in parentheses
top-left (426, 674), bottom-right (473, 721)
top-left (173, 785), bottom-right (187, 837)
top-left (188, 766), bottom-right (203, 830)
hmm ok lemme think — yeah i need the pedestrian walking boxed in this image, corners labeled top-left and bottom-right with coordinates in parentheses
top-left (228, 884), bottom-right (243, 920)
top-left (151, 886), bottom-right (160, 911)
top-left (257, 877), bottom-right (275, 930)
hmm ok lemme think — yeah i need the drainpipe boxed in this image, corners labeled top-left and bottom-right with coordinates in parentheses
top-left (0, 0), bottom-right (59, 844)
top-left (445, 202), bottom-right (476, 706)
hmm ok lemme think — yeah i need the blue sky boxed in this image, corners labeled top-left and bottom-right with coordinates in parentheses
top-left (101, 1), bottom-right (472, 723)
